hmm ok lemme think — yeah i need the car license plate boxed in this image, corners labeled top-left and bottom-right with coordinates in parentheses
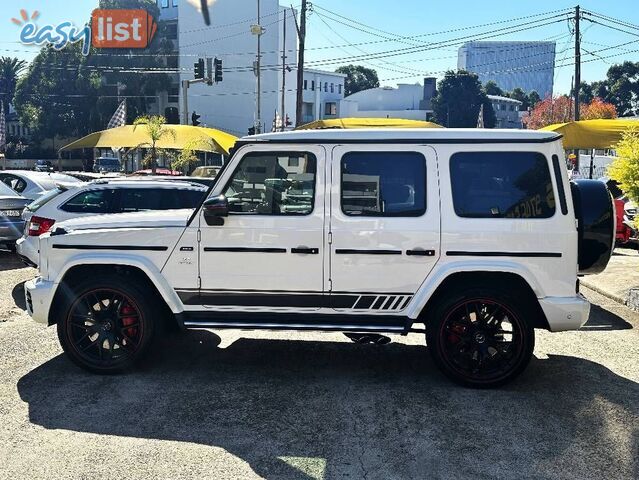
top-left (1, 210), bottom-right (21, 217)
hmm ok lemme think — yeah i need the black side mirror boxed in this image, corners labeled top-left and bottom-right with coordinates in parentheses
top-left (203, 195), bottom-right (228, 226)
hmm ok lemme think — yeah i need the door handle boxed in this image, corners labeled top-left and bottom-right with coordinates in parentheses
top-left (291, 246), bottom-right (319, 254)
top-left (406, 249), bottom-right (436, 256)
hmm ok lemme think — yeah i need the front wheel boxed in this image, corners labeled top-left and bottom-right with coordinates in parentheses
top-left (426, 288), bottom-right (535, 388)
top-left (57, 276), bottom-right (156, 373)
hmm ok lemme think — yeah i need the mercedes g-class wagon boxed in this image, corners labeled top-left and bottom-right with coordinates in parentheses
top-left (25, 129), bottom-right (614, 387)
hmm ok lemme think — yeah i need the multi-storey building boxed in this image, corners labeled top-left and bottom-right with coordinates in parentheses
top-left (458, 41), bottom-right (556, 98)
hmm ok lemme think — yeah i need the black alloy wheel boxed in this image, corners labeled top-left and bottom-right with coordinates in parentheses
top-left (57, 277), bottom-right (156, 373)
top-left (426, 289), bottom-right (535, 388)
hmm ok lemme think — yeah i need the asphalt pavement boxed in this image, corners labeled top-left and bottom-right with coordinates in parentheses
top-left (0, 250), bottom-right (637, 480)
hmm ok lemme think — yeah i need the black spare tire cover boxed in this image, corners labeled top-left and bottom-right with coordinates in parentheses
top-left (570, 179), bottom-right (615, 275)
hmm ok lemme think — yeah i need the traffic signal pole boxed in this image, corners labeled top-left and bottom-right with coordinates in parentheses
top-left (295, 0), bottom-right (307, 127)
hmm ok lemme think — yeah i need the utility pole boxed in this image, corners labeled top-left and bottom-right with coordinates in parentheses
top-left (182, 80), bottom-right (189, 125)
top-left (281, 8), bottom-right (287, 131)
top-left (256, 0), bottom-right (262, 133)
top-left (574, 5), bottom-right (581, 122)
top-left (295, 0), bottom-right (307, 127)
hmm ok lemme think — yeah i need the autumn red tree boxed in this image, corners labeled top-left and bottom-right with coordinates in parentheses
top-left (581, 97), bottom-right (617, 120)
top-left (524, 96), bottom-right (618, 129)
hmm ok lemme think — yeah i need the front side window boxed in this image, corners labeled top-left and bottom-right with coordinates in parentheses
top-left (450, 151), bottom-right (556, 218)
top-left (61, 189), bottom-right (115, 214)
top-left (223, 152), bottom-right (316, 215)
top-left (341, 152), bottom-right (426, 217)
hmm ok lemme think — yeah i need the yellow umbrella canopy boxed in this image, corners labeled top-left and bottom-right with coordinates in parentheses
top-left (60, 124), bottom-right (238, 154)
top-left (296, 117), bottom-right (443, 130)
top-left (540, 119), bottom-right (639, 150)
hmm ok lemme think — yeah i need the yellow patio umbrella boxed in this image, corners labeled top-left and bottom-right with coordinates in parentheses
top-left (296, 117), bottom-right (443, 130)
top-left (60, 124), bottom-right (237, 154)
top-left (540, 119), bottom-right (639, 150)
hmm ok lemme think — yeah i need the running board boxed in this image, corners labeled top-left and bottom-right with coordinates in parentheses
top-left (177, 311), bottom-right (409, 333)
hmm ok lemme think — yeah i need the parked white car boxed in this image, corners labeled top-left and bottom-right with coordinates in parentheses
top-left (16, 179), bottom-right (208, 266)
top-left (0, 170), bottom-right (82, 201)
top-left (24, 129), bottom-right (614, 387)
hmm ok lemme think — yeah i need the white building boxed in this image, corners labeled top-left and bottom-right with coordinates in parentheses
top-left (338, 78), bottom-right (436, 120)
top-left (487, 95), bottom-right (523, 129)
top-left (300, 69), bottom-right (347, 124)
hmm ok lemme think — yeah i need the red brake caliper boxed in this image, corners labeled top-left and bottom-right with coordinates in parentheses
top-left (121, 304), bottom-right (138, 339)
top-left (448, 323), bottom-right (466, 344)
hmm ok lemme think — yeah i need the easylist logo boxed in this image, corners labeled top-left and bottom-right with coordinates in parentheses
top-left (92, 9), bottom-right (157, 49)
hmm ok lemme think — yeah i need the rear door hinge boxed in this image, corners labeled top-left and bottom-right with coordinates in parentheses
top-left (197, 229), bottom-right (201, 242)
top-left (197, 276), bottom-right (202, 289)
top-left (328, 278), bottom-right (333, 292)
top-left (328, 231), bottom-right (333, 244)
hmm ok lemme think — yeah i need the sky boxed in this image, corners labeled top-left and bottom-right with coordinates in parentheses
top-left (1, 0), bottom-right (638, 95)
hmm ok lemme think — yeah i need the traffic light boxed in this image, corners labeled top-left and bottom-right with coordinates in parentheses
top-left (247, 126), bottom-right (256, 135)
top-left (206, 57), bottom-right (213, 86)
top-left (192, 111), bottom-right (201, 126)
top-left (194, 58), bottom-right (204, 79)
top-left (214, 57), bottom-right (223, 83)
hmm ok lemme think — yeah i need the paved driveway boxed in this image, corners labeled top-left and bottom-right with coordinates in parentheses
top-left (0, 251), bottom-right (637, 479)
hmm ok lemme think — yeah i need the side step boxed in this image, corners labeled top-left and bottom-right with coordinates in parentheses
top-left (177, 311), bottom-right (409, 333)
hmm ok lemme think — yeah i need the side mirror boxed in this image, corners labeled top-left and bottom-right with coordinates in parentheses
top-left (203, 195), bottom-right (228, 226)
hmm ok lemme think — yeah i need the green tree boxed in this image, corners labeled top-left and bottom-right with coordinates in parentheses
top-left (483, 80), bottom-right (504, 96)
top-left (608, 127), bottom-right (639, 214)
top-left (133, 115), bottom-right (176, 174)
top-left (0, 57), bottom-right (27, 115)
top-left (508, 87), bottom-right (530, 110)
top-left (578, 82), bottom-right (594, 105)
top-left (527, 90), bottom-right (541, 108)
top-left (335, 64), bottom-right (379, 96)
top-left (432, 71), bottom-right (496, 128)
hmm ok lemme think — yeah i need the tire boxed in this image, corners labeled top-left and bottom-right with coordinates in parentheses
top-left (56, 275), bottom-right (157, 374)
top-left (425, 287), bottom-right (535, 388)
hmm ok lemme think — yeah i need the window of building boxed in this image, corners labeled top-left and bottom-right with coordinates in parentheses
top-left (61, 189), bottom-right (115, 214)
top-left (330, 83), bottom-right (334, 93)
top-left (164, 22), bottom-right (178, 39)
top-left (172, 0), bottom-right (178, 6)
top-left (338, 84), bottom-right (342, 94)
top-left (311, 80), bottom-right (315, 91)
top-left (324, 82), bottom-right (328, 92)
top-left (325, 102), bottom-right (337, 116)
top-left (223, 152), bottom-right (317, 215)
top-left (168, 84), bottom-right (180, 103)
top-left (341, 152), bottom-right (426, 217)
top-left (161, 0), bottom-right (169, 8)
top-left (303, 79), bottom-right (307, 90)
top-left (450, 152), bottom-right (556, 218)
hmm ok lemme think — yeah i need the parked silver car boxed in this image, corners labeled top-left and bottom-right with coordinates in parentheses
top-left (0, 182), bottom-right (30, 249)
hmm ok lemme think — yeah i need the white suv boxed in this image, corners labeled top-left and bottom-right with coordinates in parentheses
top-left (24, 129), bottom-right (614, 387)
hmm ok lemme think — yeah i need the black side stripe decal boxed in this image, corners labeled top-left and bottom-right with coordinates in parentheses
top-left (335, 249), bottom-right (402, 255)
top-left (204, 247), bottom-right (287, 253)
top-left (52, 244), bottom-right (168, 251)
top-left (446, 251), bottom-right (562, 258)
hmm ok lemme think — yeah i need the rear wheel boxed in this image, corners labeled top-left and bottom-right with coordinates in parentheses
top-left (56, 276), bottom-right (156, 373)
top-left (426, 288), bottom-right (535, 388)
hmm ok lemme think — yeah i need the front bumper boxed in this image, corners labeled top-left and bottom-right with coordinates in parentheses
top-left (539, 294), bottom-right (591, 332)
top-left (24, 277), bottom-right (56, 324)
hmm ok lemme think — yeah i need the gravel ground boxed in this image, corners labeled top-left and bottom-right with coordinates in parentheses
top-left (0, 250), bottom-right (637, 480)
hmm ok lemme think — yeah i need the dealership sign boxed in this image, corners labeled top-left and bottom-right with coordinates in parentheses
top-left (12, 8), bottom-right (157, 55)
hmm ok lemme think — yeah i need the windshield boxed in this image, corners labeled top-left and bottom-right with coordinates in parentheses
top-left (26, 187), bottom-right (67, 211)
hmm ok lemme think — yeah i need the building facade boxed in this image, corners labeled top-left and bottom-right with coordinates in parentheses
top-left (487, 95), bottom-right (523, 129)
top-left (301, 69), bottom-right (347, 124)
top-left (339, 78), bottom-right (436, 120)
top-left (458, 41), bottom-right (556, 98)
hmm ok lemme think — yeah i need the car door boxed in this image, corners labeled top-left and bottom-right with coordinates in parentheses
top-left (328, 145), bottom-right (440, 312)
top-left (197, 144), bottom-right (327, 310)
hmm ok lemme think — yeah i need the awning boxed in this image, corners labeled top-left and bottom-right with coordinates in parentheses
top-left (59, 124), bottom-right (238, 154)
top-left (295, 117), bottom-right (443, 130)
top-left (540, 119), bottom-right (639, 149)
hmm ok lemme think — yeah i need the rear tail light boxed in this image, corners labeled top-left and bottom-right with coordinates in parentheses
top-left (28, 216), bottom-right (55, 236)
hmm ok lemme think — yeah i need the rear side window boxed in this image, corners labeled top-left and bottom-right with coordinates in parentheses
top-left (61, 189), bottom-right (115, 214)
top-left (118, 188), bottom-right (205, 212)
top-left (341, 151), bottom-right (426, 216)
top-left (27, 187), bottom-right (66, 212)
top-left (450, 152), bottom-right (556, 218)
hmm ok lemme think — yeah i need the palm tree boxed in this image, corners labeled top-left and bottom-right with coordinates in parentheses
top-left (0, 57), bottom-right (27, 115)
top-left (133, 115), bottom-right (176, 174)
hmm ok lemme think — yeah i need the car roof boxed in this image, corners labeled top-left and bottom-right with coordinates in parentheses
top-left (243, 128), bottom-right (561, 144)
top-left (88, 179), bottom-right (206, 189)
